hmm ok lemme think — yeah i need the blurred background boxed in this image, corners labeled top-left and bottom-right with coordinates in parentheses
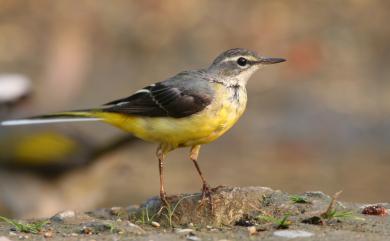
top-left (0, 0), bottom-right (389, 218)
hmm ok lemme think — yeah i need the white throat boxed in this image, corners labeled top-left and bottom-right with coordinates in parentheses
top-left (235, 66), bottom-right (260, 86)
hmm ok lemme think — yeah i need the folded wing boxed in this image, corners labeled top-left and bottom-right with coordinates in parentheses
top-left (103, 71), bottom-right (214, 118)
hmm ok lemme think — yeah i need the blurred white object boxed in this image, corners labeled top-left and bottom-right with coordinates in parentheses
top-left (0, 74), bottom-right (31, 103)
top-left (273, 230), bottom-right (314, 238)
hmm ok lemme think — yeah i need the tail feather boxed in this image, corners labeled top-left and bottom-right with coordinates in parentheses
top-left (1, 110), bottom-right (102, 126)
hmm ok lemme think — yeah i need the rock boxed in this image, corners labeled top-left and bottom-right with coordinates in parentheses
top-left (51, 210), bottom-right (76, 222)
top-left (43, 231), bottom-right (53, 238)
top-left (273, 230), bottom-right (314, 238)
top-left (151, 221), bottom-right (160, 227)
top-left (247, 226), bottom-right (257, 235)
top-left (0, 237), bottom-right (12, 241)
top-left (109, 207), bottom-right (127, 217)
top-left (126, 222), bottom-right (145, 234)
top-left (361, 204), bottom-right (389, 216)
top-left (139, 186), bottom-right (278, 226)
top-left (302, 216), bottom-right (324, 225)
top-left (80, 226), bottom-right (94, 235)
top-left (175, 228), bottom-right (195, 234)
top-left (186, 233), bottom-right (201, 241)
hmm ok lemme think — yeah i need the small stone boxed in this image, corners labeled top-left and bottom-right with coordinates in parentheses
top-left (51, 210), bottom-right (76, 222)
top-left (273, 230), bottom-right (314, 238)
top-left (127, 221), bottom-right (145, 234)
top-left (8, 232), bottom-right (17, 236)
top-left (302, 216), bottom-right (323, 225)
top-left (81, 226), bottom-right (93, 235)
top-left (151, 221), bottom-right (160, 228)
top-left (70, 233), bottom-right (78, 237)
top-left (362, 204), bottom-right (388, 216)
top-left (175, 228), bottom-right (194, 234)
top-left (247, 226), bottom-right (257, 235)
top-left (186, 233), bottom-right (201, 241)
top-left (0, 236), bottom-right (12, 241)
top-left (43, 231), bottom-right (53, 238)
top-left (110, 207), bottom-right (126, 217)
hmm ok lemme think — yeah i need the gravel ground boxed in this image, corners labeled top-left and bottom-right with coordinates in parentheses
top-left (0, 186), bottom-right (389, 241)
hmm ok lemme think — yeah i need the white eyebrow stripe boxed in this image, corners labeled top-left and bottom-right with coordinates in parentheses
top-left (220, 55), bottom-right (258, 64)
top-left (220, 56), bottom-right (239, 63)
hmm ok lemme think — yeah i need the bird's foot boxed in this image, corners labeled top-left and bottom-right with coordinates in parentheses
top-left (198, 183), bottom-right (214, 213)
top-left (157, 192), bottom-right (171, 215)
top-left (159, 191), bottom-right (170, 207)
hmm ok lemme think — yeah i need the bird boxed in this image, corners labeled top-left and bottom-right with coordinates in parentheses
top-left (1, 48), bottom-right (286, 205)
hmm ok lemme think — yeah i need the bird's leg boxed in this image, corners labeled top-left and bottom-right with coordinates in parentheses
top-left (156, 145), bottom-right (169, 206)
top-left (190, 145), bottom-right (213, 207)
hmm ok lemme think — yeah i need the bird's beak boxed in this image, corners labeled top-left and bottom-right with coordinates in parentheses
top-left (256, 57), bottom-right (286, 65)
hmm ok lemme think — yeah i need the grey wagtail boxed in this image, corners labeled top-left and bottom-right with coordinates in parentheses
top-left (1, 48), bottom-right (285, 204)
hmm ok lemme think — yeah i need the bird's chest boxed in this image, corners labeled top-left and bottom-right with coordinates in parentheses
top-left (217, 85), bottom-right (247, 118)
top-left (201, 85), bottom-right (247, 140)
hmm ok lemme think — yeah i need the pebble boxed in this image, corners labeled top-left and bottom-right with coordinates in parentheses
top-left (50, 210), bottom-right (76, 222)
top-left (361, 204), bottom-right (389, 216)
top-left (0, 237), bottom-right (12, 241)
top-left (110, 207), bottom-right (125, 216)
top-left (151, 221), bottom-right (160, 228)
top-left (175, 228), bottom-right (194, 234)
top-left (273, 230), bottom-right (314, 238)
top-left (127, 221), bottom-right (145, 234)
top-left (247, 226), bottom-right (257, 235)
top-left (186, 233), bottom-right (201, 241)
top-left (43, 231), bottom-right (53, 238)
top-left (81, 226), bottom-right (93, 235)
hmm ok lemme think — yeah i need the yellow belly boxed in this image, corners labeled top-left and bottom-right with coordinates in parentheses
top-left (96, 85), bottom-right (247, 149)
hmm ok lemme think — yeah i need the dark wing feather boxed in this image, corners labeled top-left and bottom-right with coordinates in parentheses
top-left (103, 71), bottom-right (214, 118)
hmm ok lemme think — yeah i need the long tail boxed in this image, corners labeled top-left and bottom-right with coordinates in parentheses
top-left (1, 110), bottom-right (102, 126)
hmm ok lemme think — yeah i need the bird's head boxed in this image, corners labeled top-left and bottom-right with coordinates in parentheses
top-left (208, 48), bottom-right (286, 85)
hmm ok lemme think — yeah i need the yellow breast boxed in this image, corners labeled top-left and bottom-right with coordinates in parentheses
top-left (97, 84), bottom-right (247, 149)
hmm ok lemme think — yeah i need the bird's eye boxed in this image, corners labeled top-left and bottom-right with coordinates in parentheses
top-left (237, 57), bottom-right (248, 67)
